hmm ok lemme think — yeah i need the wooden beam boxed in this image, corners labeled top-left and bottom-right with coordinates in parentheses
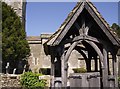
top-left (81, 16), bottom-right (85, 35)
top-left (61, 35), bottom-right (103, 46)
top-left (85, 35), bottom-right (100, 43)
top-left (85, 3), bottom-right (119, 46)
top-left (53, 2), bottom-right (85, 45)
top-left (72, 35), bottom-right (101, 43)
top-left (65, 45), bottom-right (87, 51)
top-left (74, 22), bottom-right (80, 31)
top-left (73, 35), bottom-right (84, 42)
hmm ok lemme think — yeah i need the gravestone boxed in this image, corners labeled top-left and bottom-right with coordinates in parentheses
top-left (6, 62), bottom-right (9, 74)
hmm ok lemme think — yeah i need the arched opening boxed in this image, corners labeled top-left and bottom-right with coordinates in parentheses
top-left (60, 40), bottom-right (104, 87)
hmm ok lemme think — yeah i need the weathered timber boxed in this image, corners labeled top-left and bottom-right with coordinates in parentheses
top-left (61, 51), bottom-right (66, 87)
top-left (45, 1), bottom-right (120, 88)
top-left (75, 46), bottom-right (89, 70)
top-left (53, 2), bottom-right (85, 46)
top-left (94, 56), bottom-right (98, 71)
top-left (50, 54), bottom-right (55, 87)
top-left (87, 53), bottom-right (92, 72)
top-left (85, 3), bottom-right (119, 46)
top-left (65, 42), bottom-right (78, 63)
top-left (112, 53), bottom-right (118, 87)
top-left (85, 40), bottom-right (104, 68)
top-left (103, 47), bottom-right (108, 87)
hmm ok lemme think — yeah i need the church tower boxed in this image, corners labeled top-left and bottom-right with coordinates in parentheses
top-left (3, 0), bottom-right (26, 29)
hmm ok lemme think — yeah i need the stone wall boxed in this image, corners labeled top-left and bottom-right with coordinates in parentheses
top-left (1, 74), bottom-right (21, 88)
top-left (1, 74), bottom-right (51, 88)
top-left (27, 34), bottom-right (52, 73)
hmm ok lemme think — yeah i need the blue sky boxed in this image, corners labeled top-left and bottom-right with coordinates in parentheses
top-left (26, 2), bottom-right (119, 36)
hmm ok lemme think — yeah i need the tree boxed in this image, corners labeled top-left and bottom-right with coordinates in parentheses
top-left (2, 2), bottom-right (30, 74)
top-left (111, 23), bottom-right (120, 38)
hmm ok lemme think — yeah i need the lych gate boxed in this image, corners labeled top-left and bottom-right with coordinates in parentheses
top-left (44, 1), bottom-right (120, 88)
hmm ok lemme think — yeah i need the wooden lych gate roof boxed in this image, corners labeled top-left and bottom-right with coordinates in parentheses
top-left (45, 0), bottom-right (120, 47)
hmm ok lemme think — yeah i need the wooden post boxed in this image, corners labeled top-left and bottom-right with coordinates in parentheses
top-left (103, 47), bottom-right (108, 87)
top-left (87, 53), bottom-right (91, 72)
top-left (64, 62), bottom-right (68, 88)
top-left (112, 53), bottom-right (118, 87)
top-left (94, 55), bottom-right (98, 71)
top-left (61, 52), bottom-right (65, 87)
top-left (60, 46), bottom-right (68, 88)
top-left (63, 42), bottom-right (78, 88)
top-left (107, 53), bottom-right (110, 75)
top-left (85, 41), bottom-right (106, 88)
top-left (51, 55), bottom-right (55, 88)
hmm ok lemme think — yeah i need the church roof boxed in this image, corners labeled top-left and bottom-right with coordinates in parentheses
top-left (26, 36), bottom-right (41, 41)
top-left (45, 1), bottom-right (120, 46)
top-left (27, 34), bottom-right (52, 41)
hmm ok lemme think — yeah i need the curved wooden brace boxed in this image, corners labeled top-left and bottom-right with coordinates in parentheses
top-left (63, 38), bottom-right (105, 71)
top-left (62, 35), bottom-right (103, 45)
top-left (75, 46), bottom-right (90, 71)
top-left (65, 45), bottom-right (87, 51)
top-left (75, 46), bottom-right (88, 60)
top-left (85, 40), bottom-right (104, 68)
top-left (64, 42), bottom-right (79, 63)
top-left (73, 35), bottom-right (101, 43)
top-left (64, 40), bottom-right (104, 68)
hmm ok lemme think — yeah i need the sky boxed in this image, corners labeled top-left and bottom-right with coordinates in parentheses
top-left (26, 2), bottom-right (119, 36)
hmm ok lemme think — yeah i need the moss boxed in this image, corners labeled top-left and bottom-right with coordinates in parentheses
top-left (73, 68), bottom-right (87, 73)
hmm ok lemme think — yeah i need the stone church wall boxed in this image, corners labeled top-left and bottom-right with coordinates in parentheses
top-left (27, 34), bottom-right (51, 73)
top-left (27, 34), bottom-right (120, 76)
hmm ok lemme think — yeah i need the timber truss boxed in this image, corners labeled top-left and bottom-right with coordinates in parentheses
top-left (44, 0), bottom-right (120, 88)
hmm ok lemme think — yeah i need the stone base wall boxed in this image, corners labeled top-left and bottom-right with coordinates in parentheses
top-left (1, 74), bottom-right (51, 88)
top-left (1, 74), bottom-right (21, 88)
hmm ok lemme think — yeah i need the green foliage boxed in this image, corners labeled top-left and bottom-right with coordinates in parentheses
top-left (20, 72), bottom-right (47, 89)
top-left (73, 68), bottom-right (87, 73)
top-left (111, 23), bottom-right (120, 38)
top-left (2, 2), bottom-right (30, 72)
top-left (118, 76), bottom-right (120, 82)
